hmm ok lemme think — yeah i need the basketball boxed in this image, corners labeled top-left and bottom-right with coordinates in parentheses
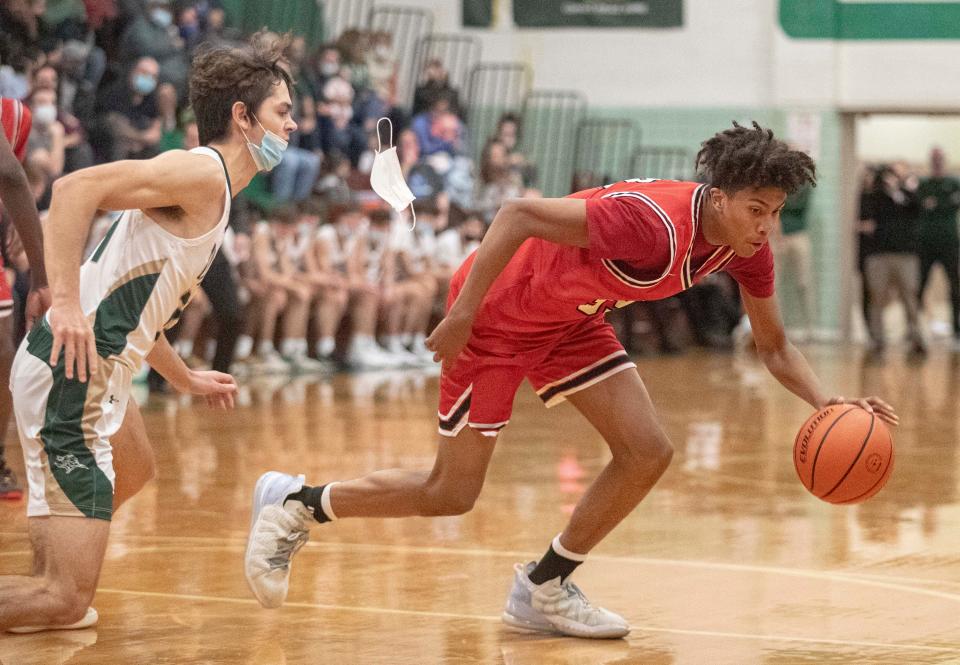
top-left (793, 404), bottom-right (894, 504)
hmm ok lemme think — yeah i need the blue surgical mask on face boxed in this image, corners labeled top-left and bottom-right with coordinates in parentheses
top-left (150, 8), bottom-right (173, 27)
top-left (133, 73), bottom-right (157, 95)
top-left (241, 115), bottom-right (288, 172)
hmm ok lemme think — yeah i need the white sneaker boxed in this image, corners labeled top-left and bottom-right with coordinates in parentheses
top-left (286, 353), bottom-right (328, 374)
top-left (7, 607), bottom-right (99, 633)
top-left (501, 562), bottom-right (630, 639)
top-left (244, 471), bottom-right (312, 609)
top-left (384, 338), bottom-right (422, 367)
top-left (253, 350), bottom-right (291, 375)
top-left (346, 341), bottom-right (402, 370)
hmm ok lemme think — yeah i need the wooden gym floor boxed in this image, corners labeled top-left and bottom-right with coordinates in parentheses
top-left (2, 344), bottom-right (960, 664)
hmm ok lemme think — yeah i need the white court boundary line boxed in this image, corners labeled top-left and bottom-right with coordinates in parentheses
top-left (2, 534), bottom-right (960, 654)
top-left (92, 587), bottom-right (960, 654)
top-left (5, 533), bottom-right (960, 600)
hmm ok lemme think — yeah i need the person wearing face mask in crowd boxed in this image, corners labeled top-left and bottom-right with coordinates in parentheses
top-left (30, 64), bottom-right (95, 173)
top-left (25, 87), bottom-right (65, 198)
top-left (118, 0), bottom-right (190, 98)
top-left (92, 56), bottom-right (162, 161)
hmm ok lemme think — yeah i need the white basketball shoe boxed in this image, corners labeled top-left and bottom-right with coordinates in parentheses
top-left (244, 471), bottom-right (313, 609)
top-left (502, 562), bottom-right (630, 639)
top-left (7, 606), bottom-right (99, 633)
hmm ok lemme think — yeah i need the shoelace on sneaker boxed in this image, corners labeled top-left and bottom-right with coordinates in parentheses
top-left (266, 529), bottom-right (309, 571)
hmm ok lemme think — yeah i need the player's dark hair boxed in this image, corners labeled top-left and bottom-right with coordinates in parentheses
top-left (695, 121), bottom-right (816, 195)
top-left (189, 30), bottom-right (294, 145)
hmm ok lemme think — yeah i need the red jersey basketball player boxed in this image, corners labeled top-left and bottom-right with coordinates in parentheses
top-left (0, 98), bottom-right (50, 499)
top-left (245, 122), bottom-right (899, 638)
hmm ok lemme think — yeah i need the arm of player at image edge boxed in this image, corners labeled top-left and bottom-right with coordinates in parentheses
top-left (740, 287), bottom-right (899, 427)
top-left (43, 150), bottom-right (225, 383)
top-left (425, 197), bottom-right (590, 366)
top-left (146, 334), bottom-right (237, 409)
top-left (0, 130), bottom-right (49, 327)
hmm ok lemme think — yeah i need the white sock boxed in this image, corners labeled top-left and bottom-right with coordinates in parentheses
top-left (317, 337), bottom-right (335, 357)
top-left (204, 339), bottom-right (216, 360)
top-left (280, 338), bottom-right (300, 357)
top-left (351, 334), bottom-right (374, 352)
top-left (257, 339), bottom-right (275, 356)
top-left (235, 335), bottom-right (253, 359)
top-left (175, 340), bottom-right (194, 357)
top-left (386, 334), bottom-right (403, 351)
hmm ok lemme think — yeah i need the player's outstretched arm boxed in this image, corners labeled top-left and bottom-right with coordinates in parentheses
top-left (45, 150), bottom-right (225, 383)
top-left (741, 287), bottom-right (898, 426)
top-left (425, 197), bottom-right (589, 365)
top-left (146, 334), bottom-right (237, 409)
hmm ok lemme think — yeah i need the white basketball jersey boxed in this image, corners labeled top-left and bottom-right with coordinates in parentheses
top-left (77, 146), bottom-right (231, 372)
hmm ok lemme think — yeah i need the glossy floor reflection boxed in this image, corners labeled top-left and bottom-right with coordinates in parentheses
top-left (3, 345), bottom-right (960, 664)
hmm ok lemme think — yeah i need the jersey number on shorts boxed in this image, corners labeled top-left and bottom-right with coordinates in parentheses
top-left (577, 299), bottom-right (634, 316)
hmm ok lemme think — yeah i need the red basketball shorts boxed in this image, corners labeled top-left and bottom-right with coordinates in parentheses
top-left (437, 257), bottom-right (636, 438)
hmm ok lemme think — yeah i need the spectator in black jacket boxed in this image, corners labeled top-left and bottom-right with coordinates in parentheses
top-left (860, 163), bottom-right (926, 359)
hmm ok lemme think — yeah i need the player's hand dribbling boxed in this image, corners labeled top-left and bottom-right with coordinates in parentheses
top-left (48, 300), bottom-right (98, 382)
top-left (825, 395), bottom-right (899, 427)
top-left (425, 311), bottom-right (474, 369)
top-left (180, 369), bottom-right (237, 410)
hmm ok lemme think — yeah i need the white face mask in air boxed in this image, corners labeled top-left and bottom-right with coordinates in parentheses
top-left (370, 117), bottom-right (416, 228)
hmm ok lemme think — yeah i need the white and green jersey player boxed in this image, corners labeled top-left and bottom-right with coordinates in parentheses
top-left (12, 145), bottom-right (232, 520)
top-left (0, 33), bottom-right (298, 637)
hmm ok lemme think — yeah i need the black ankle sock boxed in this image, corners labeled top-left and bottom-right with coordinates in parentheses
top-left (528, 542), bottom-right (582, 584)
top-left (284, 484), bottom-right (331, 523)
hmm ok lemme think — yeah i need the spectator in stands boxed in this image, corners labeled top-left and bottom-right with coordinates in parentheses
top-left (92, 55), bottom-right (162, 161)
top-left (861, 162), bottom-right (926, 359)
top-left (248, 206), bottom-right (323, 372)
top-left (494, 112), bottom-right (536, 188)
top-left (0, 0), bottom-right (40, 99)
top-left (365, 31), bottom-right (397, 110)
top-left (382, 201), bottom-right (440, 363)
top-left (316, 203), bottom-right (398, 369)
top-left (771, 182), bottom-right (815, 341)
top-left (30, 62), bottom-right (94, 172)
top-left (917, 147), bottom-right (960, 347)
top-left (396, 127), bottom-right (444, 200)
top-left (475, 138), bottom-right (525, 223)
top-left (410, 92), bottom-right (464, 159)
top-left (434, 205), bottom-right (485, 303)
top-left (25, 87), bottom-right (65, 186)
top-left (858, 165), bottom-right (879, 345)
top-left (118, 0), bottom-right (190, 97)
top-left (57, 38), bottom-right (101, 130)
top-left (319, 68), bottom-right (364, 166)
top-left (175, 3), bottom-right (203, 53)
top-left (314, 44), bottom-right (343, 90)
top-left (413, 57), bottom-right (462, 119)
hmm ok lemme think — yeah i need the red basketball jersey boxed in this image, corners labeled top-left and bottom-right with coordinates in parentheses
top-left (467, 179), bottom-right (774, 335)
top-left (0, 98), bottom-right (32, 163)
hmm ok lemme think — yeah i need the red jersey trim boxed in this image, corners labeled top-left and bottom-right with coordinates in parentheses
top-left (680, 184), bottom-right (708, 289)
top-left (599, 191), bottom-right (678, 288)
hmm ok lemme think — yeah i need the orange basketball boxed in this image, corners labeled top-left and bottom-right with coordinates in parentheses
top-left (793, 404), bottom-right (894, 504)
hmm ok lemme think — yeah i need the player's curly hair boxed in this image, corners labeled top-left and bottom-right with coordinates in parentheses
top-left (189, 30), bottom-right (294, 145)
top-left (695, 121), bottom-right (816, 195)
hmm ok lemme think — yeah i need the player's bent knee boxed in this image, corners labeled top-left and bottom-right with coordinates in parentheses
top-left (619, 431), bottom-right (674, 476)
